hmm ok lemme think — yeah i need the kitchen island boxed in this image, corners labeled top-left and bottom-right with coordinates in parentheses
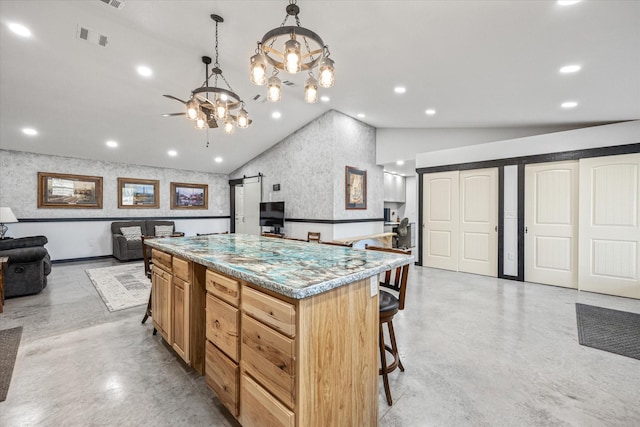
top-left (144, 234), bottom-right (413, 427)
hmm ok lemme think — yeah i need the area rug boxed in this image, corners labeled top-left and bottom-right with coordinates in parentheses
top-left (0, 326), bottom-right (23, 402)
top-left (86, 263), bottom-right (150, 312)
top-left (576, 303), bottom-right (640, 360)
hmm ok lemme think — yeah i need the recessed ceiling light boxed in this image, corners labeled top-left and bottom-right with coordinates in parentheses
top-left (561, 101), bottom-right (578, 109)
top-left (106, 140), bottom-right (118, 148)
top-left (272, 111), bottom-right (282, 119)
top-left (560, 64), bottom-right (581, 74)
top-left (396, 160), bottom-right (404, 166)
top-left (214, 157), bottom-right (223, 163)
top-left (8, 23), bottom-right (31, 38)
top-left (557, 0), bottom-right (581, 5)
top-left (357, 113), bottom-right (365, 118)
top-left (425, 109), bottom-right (436, 115)
top-left (168, 150), bottom-right (177, 156)
top-left (320, 95), bottom-right (330, 102)
top-left (136, 65), bottom-right (152, 77)
top-left (22, 127), bottom-right (38, 136)
top-left (401, 173), bottom-right (406, 176)
top-left (394, 86), bottom-right (406, 94)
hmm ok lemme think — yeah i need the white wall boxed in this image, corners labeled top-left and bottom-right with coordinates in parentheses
top-left (0, 150), bottom-right (231, 260)
top-left (416, 121), bottom-right (640, 168)
top-left (376, 125), bottom-right (594, 165)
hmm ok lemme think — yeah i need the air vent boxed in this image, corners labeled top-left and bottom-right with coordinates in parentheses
top-left (252, 94), bottom-right (267, 103)
top-left (77, 25), bottom-right (109, 47)
top-left (100, 0), bottom-right (125, 10)
top-left (282, 80), bottom-right (296, 87)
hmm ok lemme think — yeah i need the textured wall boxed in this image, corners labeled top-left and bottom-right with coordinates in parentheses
top-left (0, 150), bottom-right (230, 218)
top-left (230, 110), bottom-right (381, 221)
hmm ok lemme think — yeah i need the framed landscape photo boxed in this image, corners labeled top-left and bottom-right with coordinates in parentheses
top-left (38, 172), bottom-right (103, 209)
top-left (118, 178), bottom-right (159, 209)
top-left (170, 182), bottom-right (208, 210)
top-left (345, 166), bottom-right (367, 210)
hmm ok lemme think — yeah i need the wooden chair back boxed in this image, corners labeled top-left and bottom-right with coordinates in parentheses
top-left (142, 235), bottom-right (156, 279)
top-left (365, 245), bottom-right (411, 310)
top-left (307, 231), bottom-right (321, 243)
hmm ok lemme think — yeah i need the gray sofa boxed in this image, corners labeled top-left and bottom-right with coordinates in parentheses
top-left (111, 220), bottom-right (180, 261)
top-left (0, 235), bottom-right (52, 298)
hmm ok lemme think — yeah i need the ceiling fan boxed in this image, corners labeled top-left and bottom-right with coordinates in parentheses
top-left (162, 14), bottom-right (250, 134)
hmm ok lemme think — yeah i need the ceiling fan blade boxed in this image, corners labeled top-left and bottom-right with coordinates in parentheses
top-left (162, 113), bottom-right (185, 117)
top-left (207, 118), bottom-right (218, 129)
top-left (163, 94), bottom-right (188, 104)
top-left (195, 93), bottom-right (214, 106)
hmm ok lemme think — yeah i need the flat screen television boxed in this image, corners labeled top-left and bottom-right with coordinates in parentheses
top-left (259, 201), bottom-right (285, 230)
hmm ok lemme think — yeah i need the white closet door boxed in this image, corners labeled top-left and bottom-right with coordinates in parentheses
top-left (579, 153), bottom-right (640, 299)
top-left (458, 168), bottom-right (498, 277)
top-left (525, 161), bottom-right (578, 288)
top-left (423, 171), bottom-right (459, 270)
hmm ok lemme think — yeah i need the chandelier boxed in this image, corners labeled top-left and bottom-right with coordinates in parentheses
top-left (164, 14), bottom-right (250, 134)
top-left (249, 0), bottom-right (335, 104)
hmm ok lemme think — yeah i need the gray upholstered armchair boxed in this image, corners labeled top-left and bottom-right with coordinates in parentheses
top-left (0, 235), bottom-right (52, 297)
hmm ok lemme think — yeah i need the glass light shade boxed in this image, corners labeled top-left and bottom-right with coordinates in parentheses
top-left (223, 118), bottom-right (235, 134)
top-left (237, 109), bottom-right (250, 128)
top-left (195, 111), bottom-right (207, 130)
top-left (304, 76), bottom-right (318, 103)
top-left (186, 98), bottom-right (199, 120)
top-left (249, 53), bottom-right (268, 86)
top-left (283, 38), bottom-right (302, 74)
top-left (267, 75), bottom-right (282, 102)
top-left (318, 57), bottom-right (335, 88)
top-left (214, 99), bottom-right (227, 120)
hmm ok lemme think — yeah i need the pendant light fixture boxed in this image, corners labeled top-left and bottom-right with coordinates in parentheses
top-left (163, 14), bottom-right (251, 133)
top-left (249, 0), bottom-right (335, 104)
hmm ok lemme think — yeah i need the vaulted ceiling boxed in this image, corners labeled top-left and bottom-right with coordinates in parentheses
top-left (1, 1), bottom-right (638, 174)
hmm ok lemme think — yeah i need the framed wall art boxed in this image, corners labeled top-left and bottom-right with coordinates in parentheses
top-left (118, 178), bottom-right (159, 209)
top-left (345, 166), bottom-right (367, 210)
top-left (170, 182), bottom-right (208, 210)
top-left (37, 172), bottom-right (103, 209)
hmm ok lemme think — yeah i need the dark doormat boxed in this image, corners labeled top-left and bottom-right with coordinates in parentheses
top-left (576, 303), bottom-right (640, 361)
top-left (0, 326), bottom-right (23, 402)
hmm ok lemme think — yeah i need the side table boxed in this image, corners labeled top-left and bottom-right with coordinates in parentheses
top-left (0, 256), bottom-right (7, 313)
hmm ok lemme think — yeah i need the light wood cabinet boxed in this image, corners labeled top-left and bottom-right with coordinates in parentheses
top-left (151, 249), bottom-right (197, 366)
top-left (172, 276), bottom-right (190, 362)
top-left (151, 259), bottom-right (172, 342)
top-left (205, 340), bottom-right (240, 417)
top-left (241, 374), bottom-right (294, 427)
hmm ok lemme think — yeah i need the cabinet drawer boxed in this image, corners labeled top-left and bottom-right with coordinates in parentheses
top-left (242, 315), bottom-right (295, 408)
top-left (172, 256), bottom-right (191, 282)
top-left (205, 341), bottom-right (239, 417)
top-left (152, 249), bottom-right (172, 272)
top-left (206, 270), bottom-right (240, 307)
top-left (242, 286), bottom-right (296, 338)
top-left (241, 374), bottom-right (294, 427)
top-left (206, 293), bottom-right (239, 361)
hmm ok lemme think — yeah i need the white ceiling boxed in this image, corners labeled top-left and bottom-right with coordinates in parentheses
top-left (1, 0), bottom-right (639, 175)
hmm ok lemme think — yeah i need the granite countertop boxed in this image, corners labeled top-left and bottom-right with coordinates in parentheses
top-left (144, 234), bottom-right (413, 299)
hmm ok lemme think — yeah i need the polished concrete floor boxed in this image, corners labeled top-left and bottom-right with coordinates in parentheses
top-left (1, 258), bottom-right (639, 426)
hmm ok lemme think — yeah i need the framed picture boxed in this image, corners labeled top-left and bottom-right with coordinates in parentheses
top-left (345, 166), bottom-right (367, 210)
top-left (170, 182), bottom-right (208, 210)
top-left (38, 172), bottom-right (103, 209)
top-left (118, 178), bottom-right (159, 209)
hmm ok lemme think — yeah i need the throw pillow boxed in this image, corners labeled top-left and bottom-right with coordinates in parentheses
top-left (155, 225), bottom-right (174, 237)
top-left (120, 226), bottom-right (142, 241)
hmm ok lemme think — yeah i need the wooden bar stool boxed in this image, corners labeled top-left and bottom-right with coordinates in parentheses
top-left (366, 245), bottom-right (411, 406)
